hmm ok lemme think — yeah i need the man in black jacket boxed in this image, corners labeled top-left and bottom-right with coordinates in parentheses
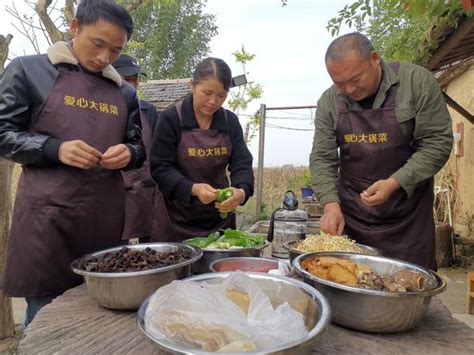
top-left (113, 54), bottom-right (159, 243)
top-left (0, 0), bottom-right (145, 325)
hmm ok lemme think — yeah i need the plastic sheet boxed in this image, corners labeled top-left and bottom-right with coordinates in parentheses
top-left (145, 274), bottom-right (308, 352)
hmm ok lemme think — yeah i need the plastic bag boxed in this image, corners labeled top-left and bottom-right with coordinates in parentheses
top-left (145, 274), bottom-right (308, 352)
top-left (268, 259), bottom-right (292, 276)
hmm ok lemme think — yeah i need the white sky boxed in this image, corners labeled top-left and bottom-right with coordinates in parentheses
top-left (205, 0), bottom-right (350, 166)
top-left (0, 0), bottom-right (351, 167)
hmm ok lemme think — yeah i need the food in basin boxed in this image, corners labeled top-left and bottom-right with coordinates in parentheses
top-left (301, 255), bottom-right (425, 291)
top-left (79, 246), bottom-right (194, 272)
top-left (71, 243), bottom-right (202, 310)
top-left (294, 252), bottom-right (446, 333)
top-left (184, 229), bottom-right (269, 273)
top-left (184, 229), bottom-right (266, 249)
top-left (284, 232), bottom-right (380, 265)
top-left (210, 257), bottom-right (292, 276)
top-left (137, 272), bottom-right (331, 354)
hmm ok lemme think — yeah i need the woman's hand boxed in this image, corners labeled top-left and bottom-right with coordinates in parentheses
top-left (215, 187), bottom-right (245, 213)
top-left (191, 183), bottom-right (217, 204)
top-left (100, 144), bottom-right (131, 170)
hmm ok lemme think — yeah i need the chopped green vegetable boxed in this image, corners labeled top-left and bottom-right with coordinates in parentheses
top-left (185, 229), bottom-right (265, 249)
top-left (183, 231), bottom-right (220, 248)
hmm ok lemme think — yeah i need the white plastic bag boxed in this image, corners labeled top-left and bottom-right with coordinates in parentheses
top-left (268, 259), bottom-right (292, 276)
top-left (145, 274), bottom-right (308, 352)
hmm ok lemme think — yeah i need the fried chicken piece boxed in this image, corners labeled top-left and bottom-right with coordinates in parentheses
top-left (327, 263), bottom-right (358, 286)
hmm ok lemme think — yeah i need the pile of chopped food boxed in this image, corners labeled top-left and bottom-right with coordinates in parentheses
top-left (184, 229), bottom-right (265, 249)
top-left (80, 247), bottom-right (193, 272)
top-left (301, 256), bottom-right (426, 292)
top-left (294, 231), bottom-right (369, 254)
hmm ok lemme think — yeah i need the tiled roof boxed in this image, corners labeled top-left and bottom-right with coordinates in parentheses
top-left (140, 78), bottom-right (191, 111)
top-left (426, 16), bottom-right (474, 72)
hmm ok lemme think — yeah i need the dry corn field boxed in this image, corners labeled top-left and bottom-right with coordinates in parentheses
top-left (236, 166), bottom-right (312, 227)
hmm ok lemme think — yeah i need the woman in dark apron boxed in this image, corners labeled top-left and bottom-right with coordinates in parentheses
top-left (150, 58), bottom-right (254, 242)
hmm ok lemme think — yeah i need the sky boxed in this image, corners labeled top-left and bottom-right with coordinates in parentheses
top-left (0, 0), bottom-right (351, 167)
top-left (204, 0), bottom-right (350, 166)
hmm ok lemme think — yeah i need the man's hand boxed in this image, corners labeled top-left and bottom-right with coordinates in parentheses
top-left (191, 183), bottom-right (217, 204)
top-left (59, 140), bottom-right (102, 169)
top-left (215, 187), bottom-right (245, 213)
top-left (360, 177), bottom-right (400, 207)
top-left (320, 202), bottom-right (345, 235)
top-left (99, 144), bottom-right (131, 170)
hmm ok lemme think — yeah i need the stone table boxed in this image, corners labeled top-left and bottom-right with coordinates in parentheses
top-left (19, 284), bottom-right (474, 354)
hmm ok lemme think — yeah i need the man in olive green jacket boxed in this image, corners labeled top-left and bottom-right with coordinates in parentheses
top-left (309, 32), bottom-right (453, 269)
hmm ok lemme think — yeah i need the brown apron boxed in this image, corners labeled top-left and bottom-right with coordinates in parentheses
top-left (336, 62), bottom-right (436, 270)
top-left (151, 103), bottom-right (235, 242)
top-left (5, 68), bottom-right (128, 297)
top-left (121, 106), bottom-right (155, 240)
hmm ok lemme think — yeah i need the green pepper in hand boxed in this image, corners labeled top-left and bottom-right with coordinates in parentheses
top-left (216, 188), bottom-right (233, 202)
top-left (216, 187), bottom-right (233, 219)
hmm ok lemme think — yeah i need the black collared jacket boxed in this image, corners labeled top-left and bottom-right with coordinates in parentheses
top-left (150, 95), bottom-right (254, 203)
top-left (0, 42), bottom-right (145, 169)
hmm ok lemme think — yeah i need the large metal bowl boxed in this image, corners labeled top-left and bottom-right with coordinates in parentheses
top-left (209, 257), bottom-right (292, 277)
top-left (283, 240), bottom-right (381, 266)
top-left (71, 243), bottom-right (202, 310)
top-left (137, 272), bottom-right (331, 354)
top-left (294, 252), bottom-right (446, 333)
top-left (185, 240), bottom-right (270, 274)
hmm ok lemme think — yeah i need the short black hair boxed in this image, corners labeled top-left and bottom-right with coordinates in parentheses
top-left (193, 57), bottom-right (232, 91)
top-left (325, 32), bottom-right (374, 63)
top-left (75, 0), bottom-right (133, 40)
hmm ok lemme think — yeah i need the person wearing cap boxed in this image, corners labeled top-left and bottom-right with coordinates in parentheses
top-left (149, 57), bottom-right (254, 242)
top-left (0, 0), bottom-right (145, 325)
top-left (113, 54), bottom-right (159, 243)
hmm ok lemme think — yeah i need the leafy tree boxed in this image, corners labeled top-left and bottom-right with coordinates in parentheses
top-left (5, 0), bottom-right (216, 79)
top-left (128, 0), bottom-right (217, 79)
top-left (326, 0), bottom-right (470, 64)
top-left (226, 46), bottom-right (263, 144)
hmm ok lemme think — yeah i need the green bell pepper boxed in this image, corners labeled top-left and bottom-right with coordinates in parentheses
top-left (216, 187), bottom-right (234, 202)
top-left (216, 187), bottom-right (234, 219)
top-left (184, 231), bottom-right (220, 248)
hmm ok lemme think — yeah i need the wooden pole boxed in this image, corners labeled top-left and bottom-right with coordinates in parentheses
top-left (0, 33), bottom-right (15, 340)
top-left (0, 159), bottom-right (15, 339)
top-left (256, 104), bottom-right (266, 220)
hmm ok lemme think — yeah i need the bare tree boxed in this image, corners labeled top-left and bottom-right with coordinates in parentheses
top-left (34, 0), bottom-right (71, 43)
top-left (0, 33), bottom-right (15, 341)
top-left (0, 34), bottom-right (13, 69)
top-left (0, 161), bottom-right (15, 341)
top-left (5, 0), bottom-right (147, 55)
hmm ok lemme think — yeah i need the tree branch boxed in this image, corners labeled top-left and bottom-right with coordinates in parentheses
top-left (126, 0), bottom-right (145, 14)
top-left (0, 34), bottom-right (14, 71)
top-left (5, 6), bottom-right (45, 32)
top-left (64, 0), bottom-right (75, 26)
top-left (34, 0), bottom-right (67, 43)
top-left (7, 2), bottom-right (41, 54)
